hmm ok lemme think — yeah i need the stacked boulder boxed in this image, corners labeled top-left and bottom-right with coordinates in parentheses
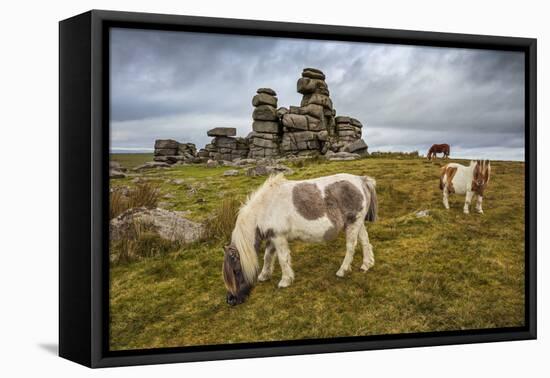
top-left (336, 117), bottom-right (368, 155)
top-left (280, 68), bottom-right (335, 155)
top-left (249, 88), bottom-right (280, 159)
top-left (197, 127), bottom-right (250, 162)
top-left (336, 116), bottom-right (362, 143)
top-left (154, 139), bottom-right (199, 164)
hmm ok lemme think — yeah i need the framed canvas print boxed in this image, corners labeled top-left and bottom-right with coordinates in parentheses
top-left (59, 10), bottom-right (537, 368)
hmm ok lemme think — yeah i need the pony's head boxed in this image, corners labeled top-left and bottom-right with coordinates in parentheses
top-left (472, 160), bottom-right (491, 194)
top-left (222, 244), bottom-right (253, 306)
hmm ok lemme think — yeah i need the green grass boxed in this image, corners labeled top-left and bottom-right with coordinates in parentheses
top-left (111, 153), bottom-right (154, 169)
top-left (109, 155), bottom-right (525, 351)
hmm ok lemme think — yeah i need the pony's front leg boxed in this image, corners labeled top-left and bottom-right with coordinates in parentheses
top-left (274, 237), bottom-right (294, 288)
top-left (336, 221), bottom-right (361, 277)
top-left (358, 224), bottom-right (374, 272)
top-left (463, 190), bottom-right (474, 214)
top-left (258, 242), bottom-right (277, 282)
top-left (443, 187), bottom-right (450, 210)
top-left (475, 195), bottom-right (484, 214)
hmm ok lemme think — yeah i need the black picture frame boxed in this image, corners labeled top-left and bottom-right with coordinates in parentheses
top-left (59, 9), bottom-right (537, 368)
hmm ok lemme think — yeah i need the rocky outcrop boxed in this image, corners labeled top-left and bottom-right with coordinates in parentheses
top-left (153, 139), bottom-right (199, 164)
top-left (148, 68), bottom-right (368, 163)
top-left (110, 207), bottom-right (204, 244)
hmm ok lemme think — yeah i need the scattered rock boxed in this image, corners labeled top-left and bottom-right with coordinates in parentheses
top-left (206, 159), bottom-right (219, 168)
top-left (110, 169), bottom-right (126, 179)
top-left (133, 161), bottom-right (171, 171)
top-left (416, 210), bottom-right (430, 218)
top-left (246, 164), bottom-right (294, 176)
top-left (325, 151), bottom-right (361, 161)
top-left (110, 207), bottom-right (204, 244)
top-left (233, 158), bottom-right (257, 166)
top-left (223, 169), bottom-right (239, 176)
top-left (109, 161), bottom-right (126, 172)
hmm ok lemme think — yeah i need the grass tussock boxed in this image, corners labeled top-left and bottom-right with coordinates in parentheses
top-left (110, 220), bottom-right (178, 264)
top-left (109, 155), bottom-right (525, 351)
top-left (110, 183), bottom-right (161, 219)
top-left (203, 197), bottom-right (241, 241)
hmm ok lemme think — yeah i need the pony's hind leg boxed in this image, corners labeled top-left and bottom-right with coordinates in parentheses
top-left (358, 224), bottom-right (374, 272)
top-left (336, 220), bottom-right (361, 277)
top-left (273, 237), bottom-right (294, 288)
top-left (258, 242), bottom-right (277, 282)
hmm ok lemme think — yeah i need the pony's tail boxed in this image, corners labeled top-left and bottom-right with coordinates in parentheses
top-left (362, 176), bottom-right (378, 222)
top-left (439, 166), bottom-right (446, 190)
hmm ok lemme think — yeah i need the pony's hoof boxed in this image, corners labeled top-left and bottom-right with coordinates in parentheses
top-left (258, 272), bottom-right (271, 282)
top-left (278, 278), bottom-right (292, 288)
top-left (336, 269), bottom-right (346, 278)
top-left (477, 209), bottom-right (484, 214)
top-left (361, 262), bottom-right (374, 272)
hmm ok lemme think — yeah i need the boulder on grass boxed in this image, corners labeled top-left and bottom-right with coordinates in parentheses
top-left (110, 207), bottom-right (204, 244)
top-left (110, 169), bottom-right (126, 179)
top-left (325, 151), bottom-right (361, 161)
top-left (246, 164), bottom-right (294, 177)
top-left (133, 161), bottom-right (171, 171)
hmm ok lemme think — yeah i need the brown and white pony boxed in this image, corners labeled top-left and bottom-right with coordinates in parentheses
top-left (427, 144), bottom-right (450, 160)
top-left (440, 160), bottom-right (491, 214)
top-left (222, 173), bottom-right (378, 305)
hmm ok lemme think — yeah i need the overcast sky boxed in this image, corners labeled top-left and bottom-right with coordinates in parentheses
top-left (110, 28), bottom-right (525, 161)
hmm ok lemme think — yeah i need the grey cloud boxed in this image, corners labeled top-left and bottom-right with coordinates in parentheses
top-left (110, 28), bottom-right (525, 160)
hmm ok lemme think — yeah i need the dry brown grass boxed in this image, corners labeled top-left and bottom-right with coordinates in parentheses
top-left (203, 197), bottom-right (241, 241)
top-left (110, 220), bottom-right (177, 264)
top-left (110, 183), bottom-right (161, 219)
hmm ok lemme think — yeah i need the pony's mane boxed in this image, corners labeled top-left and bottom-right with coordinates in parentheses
top-left (243, 173), bottom-right (287, 207)
top-left (232, 174), bottom-right (287, 285)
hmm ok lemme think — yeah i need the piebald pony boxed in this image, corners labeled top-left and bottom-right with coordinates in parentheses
top-left (440, 160), bottom-right (491, 214)
top-left (223, 173), bottom-right (378, 305)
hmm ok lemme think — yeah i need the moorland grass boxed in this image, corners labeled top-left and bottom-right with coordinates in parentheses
top-left (109, 155), bottom-right (525, 350)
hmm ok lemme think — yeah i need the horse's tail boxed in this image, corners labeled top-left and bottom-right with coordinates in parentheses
top-left (362, 176), bottom-right (378, 222)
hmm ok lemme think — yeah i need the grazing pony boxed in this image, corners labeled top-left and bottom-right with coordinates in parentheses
top-left (440, 160), bottom-right (491, 214)
top-left (222, 173), bottom-right (378, 305)
top-left (427, 144), bottom-right (450, 160)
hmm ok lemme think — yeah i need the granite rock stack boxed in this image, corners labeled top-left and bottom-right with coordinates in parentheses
top-left (249, 88), bottom-right (280, 159)
top-left (151, 68), bottom-right (368, 163)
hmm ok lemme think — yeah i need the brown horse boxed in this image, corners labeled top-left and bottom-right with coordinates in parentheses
top-left (427, 144), bottom-right (450, 160)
